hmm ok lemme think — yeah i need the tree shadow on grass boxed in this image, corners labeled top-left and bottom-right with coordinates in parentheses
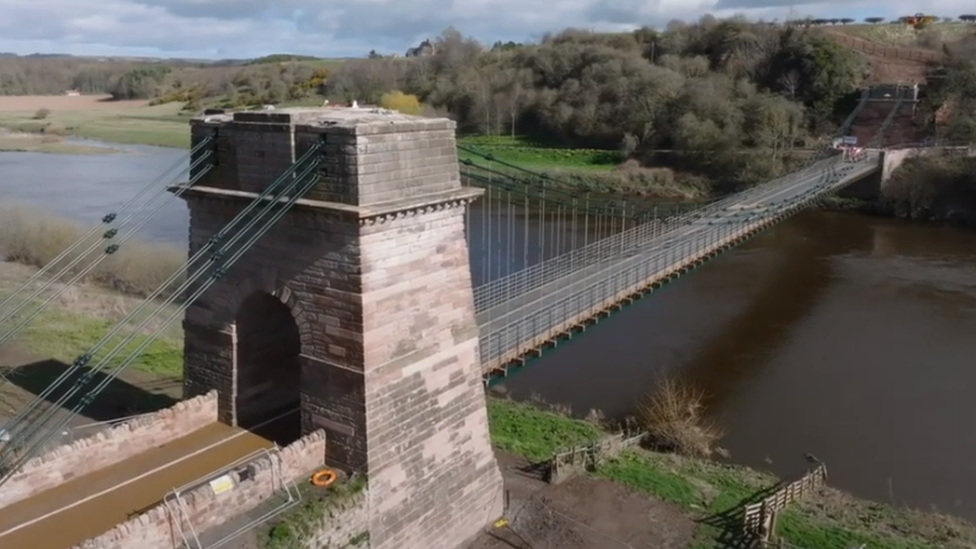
top-left (696, 481), bottom-right (787, 549)
top-left (3, 358), bottom-right (180, 422)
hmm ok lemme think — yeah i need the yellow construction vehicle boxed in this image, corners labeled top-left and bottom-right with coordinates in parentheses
top-left (905, 13), bottom-right (937, 26)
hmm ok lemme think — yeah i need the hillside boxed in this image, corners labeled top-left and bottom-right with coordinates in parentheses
top-left (823, 21), bottom-right (973, 49)
top-left (817, 22), bottom-right (976, 83)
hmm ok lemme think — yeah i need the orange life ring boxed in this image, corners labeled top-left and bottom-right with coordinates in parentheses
top-left (311, 468), bottom-right (336, 487)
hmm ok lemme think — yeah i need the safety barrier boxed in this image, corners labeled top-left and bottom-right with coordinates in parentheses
top-left (163, 447), bottom-right (301, 549)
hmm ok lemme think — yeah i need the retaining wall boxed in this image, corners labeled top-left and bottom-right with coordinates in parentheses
top-left (305, 489), bottom-right (371, 548)
top-left (72, 430), bottom-right (330, 549)
top-left (0, 391), bottom-right (219, 510)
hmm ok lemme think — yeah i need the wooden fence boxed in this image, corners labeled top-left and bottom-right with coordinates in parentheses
top-left (545, 427), bottom-right (645, 484)
top-left (826, 33), bottom-right (943, 63)
top-left (742, 463), bottom-right (829, 540)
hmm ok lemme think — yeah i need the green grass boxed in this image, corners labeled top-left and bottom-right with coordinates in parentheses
top-left (487, 397), bottom-right (976, 549)
top-left (458, 135), bottom-right (623, 173)
top-left (0, 262), bottom-right (184, 378)
top-left (262, 472), bottom-right (367, 549)
top-left (15, 307), bottom-right (183, 378)
top-left (486, 397), bottom-right (601, 461)
top-left (0, 100), bottom-right (625, 180)
top-left (0, 102), bottom-right (191, 148)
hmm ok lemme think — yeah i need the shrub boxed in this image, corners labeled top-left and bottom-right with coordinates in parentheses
top-left (42, 122), bottom-right (66, 136)
top-left (32, 108), bottom-right (51, 120)
top-left (378, 90), bottom-right (423, 115)
top-left (635, 375), bottom-right (723, 458)
top-left (0, 204), bottom-right (185, 299)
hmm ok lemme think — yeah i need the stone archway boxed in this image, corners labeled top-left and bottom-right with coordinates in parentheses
top-left (234, 291), bottom-right (303, 445)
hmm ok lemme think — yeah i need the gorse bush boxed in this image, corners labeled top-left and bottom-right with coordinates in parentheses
top-left (0, 204), bottom-right (185, 299)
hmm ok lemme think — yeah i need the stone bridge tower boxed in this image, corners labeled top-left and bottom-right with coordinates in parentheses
top-left (179, 108), bottom-right (504, 549)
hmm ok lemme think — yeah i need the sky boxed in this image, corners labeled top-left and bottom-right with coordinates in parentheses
top-left (0, 0), bottom-right (973, 60)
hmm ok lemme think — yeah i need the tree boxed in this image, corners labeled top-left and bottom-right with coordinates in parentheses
top-left (865, 17), bottom-right (885, 24)
top-left (379, 90), bottom-right (423, 115)
top-left (777, 70), bottom-right (801, 99)
top-left (265, 80), bottom-right (287, 103)
top-left (840, 18), bottom-right (854, 25)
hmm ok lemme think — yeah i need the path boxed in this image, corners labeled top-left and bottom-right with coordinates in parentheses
top-left (467, 453), bottom-right (694, 549)
top-left (821, 30), bottom-right (937, 83)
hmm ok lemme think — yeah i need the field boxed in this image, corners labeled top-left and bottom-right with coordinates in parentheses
top-left (0, 97), bottom-right (629, 176)
top-left (0, 95), bottom-right (151, 112)
top-left (822, 21), bottom-right (975, 48)
top-left (457, 135), bottom-right (623, 172)
top-left (0, 95), bottom-right (192, 148)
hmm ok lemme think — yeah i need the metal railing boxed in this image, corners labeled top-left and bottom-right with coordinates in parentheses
top-left (471, 87), bottom-right (872, 315)
top-left (471, 155), bottom-right (841, 314)
top-left (477, 154), bottom-right (880, 371)
top-left (163, 447), bottom-right (301, 549)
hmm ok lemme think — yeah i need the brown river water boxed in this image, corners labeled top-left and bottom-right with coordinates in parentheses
top-left (4, 146), bottom-right (976, 520)
top-left (501, 209), bottom-right (976, 520)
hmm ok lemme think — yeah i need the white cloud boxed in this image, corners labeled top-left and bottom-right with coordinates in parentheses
top-left (0, 0), bottom-right (973, 59)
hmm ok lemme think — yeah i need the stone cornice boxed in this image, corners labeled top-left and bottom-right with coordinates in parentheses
top-left (167, 184), bottom-right (483, 225)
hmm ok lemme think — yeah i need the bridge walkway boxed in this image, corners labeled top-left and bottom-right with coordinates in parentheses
top-left (0, 417), bottom-right (287, 549)
top-left (475, 154), bottom-right (880, 376)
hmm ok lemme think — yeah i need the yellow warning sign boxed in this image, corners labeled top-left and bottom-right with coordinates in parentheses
top-left (209, 474), bottom-right (235, 495)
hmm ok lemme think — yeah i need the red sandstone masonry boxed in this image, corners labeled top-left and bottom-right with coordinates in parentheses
top-left (0, 391), bottom-right (218, 511)
top-left (72, 430), bottom-right (328, 549)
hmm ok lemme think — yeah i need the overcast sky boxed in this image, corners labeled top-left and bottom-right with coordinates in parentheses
top-left (0, 0), bottom-right (972, 59)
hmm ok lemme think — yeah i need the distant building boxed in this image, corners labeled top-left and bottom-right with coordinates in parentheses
top-left (64, 90), bottom-right (80, 96)
top-left (405, 39), bottom-right (435, 58)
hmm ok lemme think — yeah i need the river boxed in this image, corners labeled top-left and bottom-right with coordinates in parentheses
top-left (3, 144), bottom-right (976, 520)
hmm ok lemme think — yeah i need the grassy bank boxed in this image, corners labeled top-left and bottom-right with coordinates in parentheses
top-left (0, 205), bottom-right (185, 381)
top-left (0, 98), bottom-right (191, 148)
top-left (0, 261), bottom-right (183, 379)
top-left (0, 133), bottom-right (122, 154)
top-left (489, 398), bottom-right (976, 549)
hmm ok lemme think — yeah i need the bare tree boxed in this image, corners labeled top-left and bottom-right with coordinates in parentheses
top-left (778, 70), bottom-right (801, 100)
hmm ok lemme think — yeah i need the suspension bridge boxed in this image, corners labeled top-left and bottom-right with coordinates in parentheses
top-left (0, 84), bottom-right (912, 549)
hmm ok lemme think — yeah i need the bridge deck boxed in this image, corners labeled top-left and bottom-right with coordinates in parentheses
top-left (0, 421), bottom-right (278, 549)
top-left (476, 155), bottom-right (880, 377)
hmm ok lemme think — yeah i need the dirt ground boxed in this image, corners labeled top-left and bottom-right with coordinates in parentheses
top-left (862, 54), bottom-right (930, 84)
top-left (468, 453), bottom-right (694, 549)
top-left (0, 95), bottom-right (149, 112)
